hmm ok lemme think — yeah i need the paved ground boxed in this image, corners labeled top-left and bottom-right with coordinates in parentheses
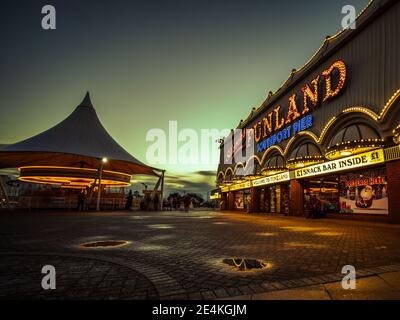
top-left (0, 255), bottom-right (158, 300)
top-left (225, 271), bottom-right (400, 300)
top-left (0, 210), bottom-right (400, 300)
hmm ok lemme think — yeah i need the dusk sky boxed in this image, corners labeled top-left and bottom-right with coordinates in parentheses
top-left (0, 0), bottom-right (369, 197)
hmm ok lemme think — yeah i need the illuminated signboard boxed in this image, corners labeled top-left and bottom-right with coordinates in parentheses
top-left (255, 60), bottom-right (347, 153)
top-left (219, 149), bottom-right (385, 194)
top-left (252, 172), bottom-right (291, 187)
top-left (221, 172), bottom-right (291, 192)
top-left (221, 186), bottom-right (230, 193)
top-left (294, 149), bottom-right (385, 179)
top-left (210, 193), bottom-right (221, 200)
top-left (230, 181), bottom-right (251, 191)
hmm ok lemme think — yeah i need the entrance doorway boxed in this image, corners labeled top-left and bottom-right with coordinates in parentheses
top-left (259, 184), bottom-right (289, 214)
top-left (303, 176), bottom-right (340, 215)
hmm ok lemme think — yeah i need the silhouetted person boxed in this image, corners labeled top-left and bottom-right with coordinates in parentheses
top-left (219, 200), bottom-right (225, 211)
top-left (183, 194), bottom-right (191, 212)
top-left (145, 194), bottom-right (151, 211)
top-left (245, 197), bottom-right (252, 213)
top-left (77, 190), bottom-right (85, 211)
top-left (154, 194), bottom-right (160, 211)
top-left (125, 190), bottom-right (133, 210)
top-left (307, 197), bottom-right (321, 219)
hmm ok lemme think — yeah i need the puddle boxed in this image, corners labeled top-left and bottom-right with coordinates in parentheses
top-left (281, 227), bottom-right (324, 232)
top-left (148, 224), bottom-right (174, 229)
top-left (222, 258), bottom-right (269, 271)
top-left (130, 216), bottom-right (151, 220)
top-left (80, 240), bottom-right (129, 248)
top-left (191, 216), bottom-right (215, 219)
top-left (283, 242), bottom-right (328, 249)
top-left (256, 232), bottom-right (277, 237)
top-left (133, 244), bottom-right (169, 251)
top-left (314, 232), bottom-right (343, 236)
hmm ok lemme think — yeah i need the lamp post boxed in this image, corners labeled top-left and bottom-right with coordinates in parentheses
top-left (96, 157), bottom-right (108, 211)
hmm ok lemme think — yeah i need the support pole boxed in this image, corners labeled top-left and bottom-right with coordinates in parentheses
top-left (160, 170), bottom-right (165, 211)
top-left (0, 176), bottom-right (11, 210)
top-left (88, 178), bottom-right (97, 210)
top-left (96, 158), bottom-right (107, 211)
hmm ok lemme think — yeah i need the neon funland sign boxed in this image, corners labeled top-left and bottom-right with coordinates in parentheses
top-left (255, 60), bottom-right (347, 153)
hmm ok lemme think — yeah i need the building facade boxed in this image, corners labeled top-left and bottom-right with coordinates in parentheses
top-left (215, 0), bottom-right (400, 223)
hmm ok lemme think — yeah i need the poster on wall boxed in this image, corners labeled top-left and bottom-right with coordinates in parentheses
top-left (234, 192), bottom-right (244, 210)
top-left (339, 168), bottom-right (388, 215)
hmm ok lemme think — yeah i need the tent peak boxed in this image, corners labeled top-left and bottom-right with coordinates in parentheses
top-left (78, 91), bottom-right (93, 108)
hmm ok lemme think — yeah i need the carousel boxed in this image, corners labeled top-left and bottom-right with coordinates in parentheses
top-left (0, 92), bottom-right (164, 210)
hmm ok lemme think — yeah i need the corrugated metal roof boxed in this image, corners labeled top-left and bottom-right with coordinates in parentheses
top-left (239, 0), bottom-right (397, 129)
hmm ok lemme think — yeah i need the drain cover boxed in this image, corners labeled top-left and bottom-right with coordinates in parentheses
top-left (223, 258), bottom-right (268, 271)
top-left (80, 240), bottom-right (129, 248)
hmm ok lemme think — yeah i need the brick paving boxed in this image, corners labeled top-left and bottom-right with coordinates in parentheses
top-left (0, 251), bottom-right (183, 300)
top-left (0, 210), bottom-right (400, 299)
top-left (0, 255), bottom-right (159, 300)
top-left (227, 270), bottom-right (400, 300)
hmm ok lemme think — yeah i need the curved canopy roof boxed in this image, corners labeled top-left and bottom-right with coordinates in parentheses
top-left (264, 154), bottom-right (286, 169)
top-left (329, 123), bottom-right (380, 147)
top-left (0, 93), bottom-right (162, 176)
top-left (289, 143), bottom-right (322, 160)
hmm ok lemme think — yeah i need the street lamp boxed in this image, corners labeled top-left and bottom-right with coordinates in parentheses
top-left (96, 157), bottom-right (108, 211)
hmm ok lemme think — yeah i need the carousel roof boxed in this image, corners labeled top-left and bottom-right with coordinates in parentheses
top-left (0, 92), bottom-right (162, 176)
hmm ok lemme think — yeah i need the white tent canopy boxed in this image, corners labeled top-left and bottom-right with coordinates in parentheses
top-left (0, 92), bottom-right (162, 176)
